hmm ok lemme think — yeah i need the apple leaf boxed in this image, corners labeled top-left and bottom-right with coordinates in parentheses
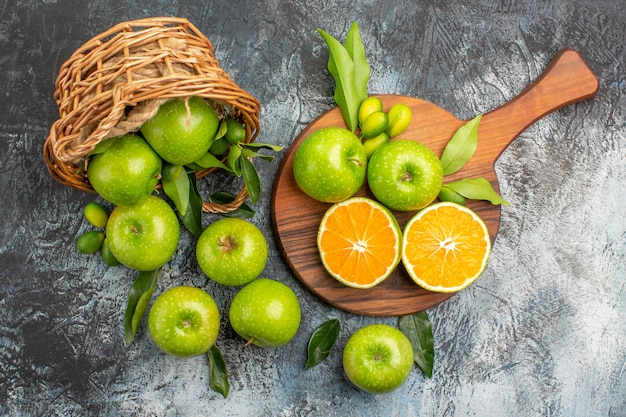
top-left (445, 177), bottom-right (510, 206)
top-left (398, 311), bottom-right (434, 378)
top-left (162, 168), bottom-right (190, 216)
top-left (440, 114), bottom-right (482, 176)
top-left (208, 192), bottom-right (255, 219)
top-left (207, 345), bottom-right (230, 398)
top-left (318, 28), bottom-right (360, 132)
top-left (305, 318), bottom-right (341, 369)
top-left (124, 268), bottom-right (161, 345)
top-left (179, 173), bottom-right (204, 238)
top-left (343, 22), bottom-right (370, 106)
top-left (240, 157), bottom-right (261, 204)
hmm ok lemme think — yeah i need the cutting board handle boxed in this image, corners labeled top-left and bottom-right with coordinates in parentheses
top-left (479, 49), bottom-right (599, 158)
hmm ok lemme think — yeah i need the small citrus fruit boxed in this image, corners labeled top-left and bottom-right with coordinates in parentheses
top-left (83, 201), bottom-right (108, 228)
top-left (317, 197), bottom-right (402, 289)
top-left (224, 118), bottom-right (246, 144)
top-left (358, 96), bottom-right (384, 125)
top-left (402, 202), bottom-right (491, 292)
top-left (386, 103), bottom-right (412, 138)
top-left (362, 132), bottom-right (389, 159)
top-left (76, 230), bottom-right (105, 254)
top-left (360, 111), bottom-right (389, 139)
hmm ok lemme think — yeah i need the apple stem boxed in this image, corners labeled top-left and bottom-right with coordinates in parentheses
top-left (348, 157), bottom-right (364, 167)
top-left (130, 225), bottom-right (140, 234)
top-left (401, 171), bottom-right (413, 182)
top-left (244, 338), bottom-right (255, 347)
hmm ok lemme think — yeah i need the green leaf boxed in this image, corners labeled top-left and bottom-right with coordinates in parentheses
top-left (162, 168), bottom-right (190, 216)
top-left (440, 114), bottom-right (482, 176)
top-left (193, 151), bottom-right (232, 172)
top-left (444, 177), bottom-right (510, 206)
top-left (124, 268), bottom-right (161, 345)
top-left (180, 173), bottom-right (204, 238)
top-left (240, 157), bottom-right (261, 204)
top-left (344, 22), bottom-right (370, 105)
top-left (398, 311), bottom-right (434, 378)
top-left (241, 147), bottom-right (276, 163)
top-left (207, 345), bottom-right (230, 398)
top-left (227, 145), bottom-right (243, 176)
top-left (305, 318), bottom-right (341, 369)
top-left (215, 118), bottom-right (228, 140)
top-left (208, 192), bottom-right (255, 219)
top-left (242, 142), bottom-right (285, 152)
top-left (318, 28), bottom-right (360, 132)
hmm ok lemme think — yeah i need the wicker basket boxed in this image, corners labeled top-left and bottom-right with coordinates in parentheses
top-left (43, 17), bottom-right (261, 213)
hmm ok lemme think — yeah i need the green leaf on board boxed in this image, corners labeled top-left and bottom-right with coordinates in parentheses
top-left (240, 157), bottom-right (261, 204)
top-left (305, 318), bottom-right (341, 369)
top-left (343, 22), bottom-right (370, 105)
top-left (162, 168), bottom-right (190, 216)
top-left (318, 28), bottom-right (360, 132)
top-left (207, 345), bottom-right (230, 398)
top-left (208, 192), bottom-right (255, 219)
top-left (444, 177), bottom-right (510, 206)
top-left (398, 311), bottom-right (434, 378)
top-left (180, 173), bottom-right (204, 238)
top-left (124, 268), bottom-right (161, 345)
top-left (440, 114), bottom-right (482, 176)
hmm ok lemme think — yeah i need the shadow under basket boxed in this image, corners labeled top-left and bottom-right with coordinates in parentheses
top-left (43, 17), bottom-right (261, 213)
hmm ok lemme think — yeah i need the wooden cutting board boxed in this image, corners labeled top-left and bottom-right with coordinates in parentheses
top-left (271, 49), bottom-right (598, 316)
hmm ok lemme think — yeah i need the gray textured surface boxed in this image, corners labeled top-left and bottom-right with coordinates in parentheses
top-left (1, 0), bottom-right (625, 416)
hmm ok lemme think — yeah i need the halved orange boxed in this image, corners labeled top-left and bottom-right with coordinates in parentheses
top-left (317, 197), bottom-right (402, 289)
top-left (402, 202), bottom-right (491, 293)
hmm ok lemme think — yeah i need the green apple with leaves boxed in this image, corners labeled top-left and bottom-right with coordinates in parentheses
top-left (292, 127), bottom-right (366, 203)
top-left (87, 134), bottom-right (162, 206)
top-left (343, 323), bottom-right (414, 394)
top-left (106, 195), bottom-right (180, 271)
top-left (148, 286), bottom-right (220, 357)
top-left (229, 278), bottom-right (301, 348)
top-left (367, 140), bottom-right (443, 211)
top-left (141, 96), bottom-right (220, 166)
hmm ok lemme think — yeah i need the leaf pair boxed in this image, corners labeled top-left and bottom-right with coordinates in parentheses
top-left (318, 22), bottom-right (370, 132)
top-left (440, 115), bottom-right (509, 206)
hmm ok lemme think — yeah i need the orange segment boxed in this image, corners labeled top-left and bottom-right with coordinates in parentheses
top-left (402, 202), bottom-right (491, 293)
top-left (317, 197), bottom-right (401, 289)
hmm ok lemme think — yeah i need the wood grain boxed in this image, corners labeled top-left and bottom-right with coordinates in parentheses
top-left (272, 49), bottom-right (598, 317)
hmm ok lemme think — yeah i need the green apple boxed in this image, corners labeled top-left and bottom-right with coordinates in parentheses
top-left (141, 96), bottom-right (220, 165)
top-left (196, 218), bottom-right (268, 286)
top-left (343, 323), bottom-right (414, 394)
top-left (367, 140), bottom-right (443, 211)
top-left (292, 127), bottom-right (366, 203)
top-left (106, 195), bottom-right (180, 271)
top-left (148, 286), bottom-right (220, 357)
top-left (87, 134), bottom-right (162, 206)
top-left (229, 278), bottom-right (301, 348)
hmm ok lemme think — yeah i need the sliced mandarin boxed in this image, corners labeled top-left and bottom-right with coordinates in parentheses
top-left (317, 197), bottom-right (402, 289)
top-left (402, 202), bottom-right (491, 293)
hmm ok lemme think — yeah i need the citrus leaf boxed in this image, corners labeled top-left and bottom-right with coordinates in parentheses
top-left (242, 142), bottom-right (285, 152)
top-left (305, 318), bottom-right (341, 369)
top-left (240, 157), bottom-right (261, 204)
top-left (162, 168), bottom-right (190, 216)
top-left (193, 151), bottom-right (231, 172)
top-left (445, 177), bottom-right (510, 206)
top-left (215, 118), bottom-right (228, 140)
top-left (227, 145), bottom-right (243, 176)
top-left (124, 268), bottom-right (161, 345)
top-left (318, 28), bottom-right (359, 132)
top-left (344, 22), bottom-right (369, 105)
top-left (440, 114), bottom-right (482, 176)
top-left (180, 173), bottom-right (204, 238)
top-left (208, 192), bottom-right (255, 219)
top-left (207, 345), bottom-right (230, 398)
top-left (241, 147), bottom-right (276, 163)
top-left (398, 311), bottom-right (434, 378)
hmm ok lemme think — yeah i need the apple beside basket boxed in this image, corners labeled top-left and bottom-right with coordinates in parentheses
top-left (43, 17), bottom-right (261, 213)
